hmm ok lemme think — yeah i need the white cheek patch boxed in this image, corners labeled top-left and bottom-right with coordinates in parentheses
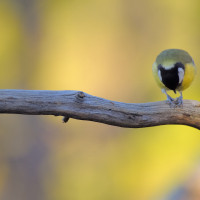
top-left (158, 69), bottom-right (162, 82)
top-left (178, 68), bottom-right (184, 84)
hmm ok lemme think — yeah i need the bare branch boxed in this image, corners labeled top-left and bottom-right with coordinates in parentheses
top-left (0, 89), bottom-right (200, 129)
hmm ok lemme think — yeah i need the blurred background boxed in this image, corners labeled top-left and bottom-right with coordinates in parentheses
top-left (0, 0), bottom-right (200, 200)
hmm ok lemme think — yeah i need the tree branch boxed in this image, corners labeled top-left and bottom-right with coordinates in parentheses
top-left (0, 89), bottom-right (199, 129)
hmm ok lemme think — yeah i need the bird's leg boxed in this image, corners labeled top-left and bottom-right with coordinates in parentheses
top-left (174, 91), bottom-right (183, 106)
top-left (161, 89), bottom-right (174, 104)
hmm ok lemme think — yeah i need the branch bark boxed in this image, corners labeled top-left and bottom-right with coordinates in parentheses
top-left (0, 89), bottom-right (199, 129)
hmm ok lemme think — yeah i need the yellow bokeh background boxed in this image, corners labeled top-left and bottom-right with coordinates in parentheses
top-left (0, 1), bottom-right (199, 200)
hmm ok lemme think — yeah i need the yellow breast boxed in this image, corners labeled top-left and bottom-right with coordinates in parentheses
top-left (177, 63), bottom-right (196, 91)
top-left (152, 62), bottom-right (196, 91)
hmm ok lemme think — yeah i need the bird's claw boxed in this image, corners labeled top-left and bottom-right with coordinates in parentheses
top-left (162, 89), bottom-right (183, 108)
top-left (166, 96), bottom-right (183, 108)
top-left (165, 95), bottom-right (175, 108)
top-left (174, 96), bottom-right (183, 106)
top-left (166, 99), bottom-right (176, 108)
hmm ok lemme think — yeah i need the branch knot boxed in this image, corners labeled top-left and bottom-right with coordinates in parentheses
top-left (77, 91), bottom-right (85, 98)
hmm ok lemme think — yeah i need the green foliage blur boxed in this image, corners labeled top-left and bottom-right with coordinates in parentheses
top-left (0, 0), bottom-right (200, 200)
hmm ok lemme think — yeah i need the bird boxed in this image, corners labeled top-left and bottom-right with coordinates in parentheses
top-left (152, 49), bottom-right (196, 106)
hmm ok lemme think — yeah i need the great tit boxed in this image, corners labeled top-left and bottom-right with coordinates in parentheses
top-left (152, 49), bottom-right (196, 106)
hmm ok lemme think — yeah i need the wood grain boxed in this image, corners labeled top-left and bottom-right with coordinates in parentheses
top-left (0, 89), bottom-right (199, 129)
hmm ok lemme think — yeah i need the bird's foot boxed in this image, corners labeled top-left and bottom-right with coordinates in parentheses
top-left (174, 95), bottom-right (183, 107)
top-left (166, 95), bottom-right (183, 108)
top-left (166, 95), bottom-right (176, 108)
top-left (162, 89), bottom-right (183, 108)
